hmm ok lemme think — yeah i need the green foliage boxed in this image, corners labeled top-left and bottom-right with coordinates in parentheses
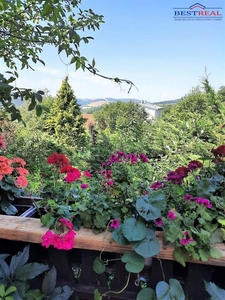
top-left (0, 284), bottom-right (17, 300)
top-left (131, 229), bottom-right (160, 258)
top-left (0, 0), bottom-right (104, 120)
top-left (86, 132), bottom-right (113, 172)
top-left (122, 218), bottom-right (147, 242)
top-left (204, 281), bottom-right (225, 300)
top-left (136, 287), bottom-right (157, 300)
top-left (93, 101), bottom-right (151, 153)
top-left (136, 191), bottom-right (166, 221)
top-left (40, 267), bottom-right (74, 300)
top-left (93, 257), bottom-right (106, 274)
top-left (121, 251), bottom-right (145, 273)
top-left (136, 279), bottom-right (185, 300)
top-left (0, 245), bottom-right (48, 299)
top-left (156, 279), bottom-right (185, 300)
top-left (0, 246), bottom-right (73, 300)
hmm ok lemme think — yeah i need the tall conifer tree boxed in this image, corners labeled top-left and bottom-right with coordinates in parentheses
top-left (46, 77), bottom-right (86, 148)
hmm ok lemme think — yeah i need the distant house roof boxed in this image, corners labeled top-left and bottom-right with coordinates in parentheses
top-left (82, 114), bottom-right (95, 129)
top-left (139, 100), bottom-right (163, 111)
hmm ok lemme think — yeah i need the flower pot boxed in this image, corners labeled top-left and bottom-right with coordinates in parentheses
top-left (15, 204), bottom-right (37, 217)
top-left (14, 196), bottom-right (42, 205)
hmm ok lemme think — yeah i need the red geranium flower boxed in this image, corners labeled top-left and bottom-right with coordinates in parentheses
top-left (175, 166), bottom-right (190, 178)
top-left (188, 160), bottom-right (202, 170)
top-left (60, 165), bottom-right (74, 173)
top-left (47, 153), bottom-right (70, 168)
top-left (211, 145), bottom-right (225, 157)
top-left (65, 168), bottom-right (81, 183)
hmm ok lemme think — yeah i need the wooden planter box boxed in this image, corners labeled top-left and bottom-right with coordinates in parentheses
top-left (0, 215), bottom-right (225, 300)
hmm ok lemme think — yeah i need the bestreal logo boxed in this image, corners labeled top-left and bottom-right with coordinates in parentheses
top-left (173, 3), bottom-right (223, 20)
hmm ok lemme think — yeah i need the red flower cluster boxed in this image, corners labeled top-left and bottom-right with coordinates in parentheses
top-left (47, 153), bottom-right (70, 168)
top-left (42, 218), bottom-right (76, 250)
top-left (164, 160), bottom-right (202, 185)
top-left (47, 153), bottom-right (93, 184)
top-left (211, 145), bottom-right (225, 158)
top-left (65, 168), bottom-right (81, 183)
top-left (0, 155), bottom-right (29, 188)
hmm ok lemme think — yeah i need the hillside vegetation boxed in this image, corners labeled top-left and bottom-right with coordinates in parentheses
top-left (1, 78), bottom-right (225, 185)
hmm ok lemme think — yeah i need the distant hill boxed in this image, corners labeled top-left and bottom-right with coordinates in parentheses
top-left (12, 96), bottom-right (179, 108)
top-left (77, 98), bottom-right (179, 109)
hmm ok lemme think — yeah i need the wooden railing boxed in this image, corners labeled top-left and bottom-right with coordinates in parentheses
top-left (0, 215), bottom-right (225, 299)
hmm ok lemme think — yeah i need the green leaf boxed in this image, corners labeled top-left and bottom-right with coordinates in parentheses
top-left (112, 226), bottom-right (130, 245)
top-left (173, 248), bottom-right (187, 267)
top-left (136, 192), bottom-right (166, 221)
top-left (218, 218), bottom-right (225, 226)
top-left (136, 287), bottom-right (156, 300)
top-left (70, 56), bottom-right (77, 64)
top-left (25, 289), bottom-right (44, 300)
top-left (204, 281), bottom-right (225, 300)
top-left (121, 251), bottom-right (145, 273)
top-left (5, 285), bottom-right (17, 296)
top-left (0, 284), bottom-right (5, 297)
top-left (10, 245), bottom-right (30, 276)
top-left (203, 222), bottom-right (218, 235)
top-left (156, 279), bottom-right (185, 300)
top-left (0, 254), bottom-right (10, 260)
top-left (210, 248), bottom-right (222, 259)
top-left (199, 249), bottom-right (210, 262)
top-left (131, 229), bottom-right (160, 258)
top-left (41, 2), bottom-right (52, 17)
top-left (40, 213), bottom-right (55, 227)
top-left (15, 263), bottom-right (48, 280)
top-left (94, 289), bottom-right (102, 300)
top-left (5, 297), bottom-right (15, 300)
top-left (93, 257), bottom-right (106, 274)
top-left (210, 228), bottom-right (224, 243)
top-left (35, 104), bottom-right (42, 117)
top-left (0, 259), bottom-right (10, 279)
top-left (42, 267), bottom-right (56, 295)
top-left (122, 218), bottom-right (147, 242)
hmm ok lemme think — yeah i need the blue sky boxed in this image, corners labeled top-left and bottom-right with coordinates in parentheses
top-left (1, 0), bottom-right (224, 102)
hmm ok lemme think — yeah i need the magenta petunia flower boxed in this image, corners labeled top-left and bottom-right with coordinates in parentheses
top-left (155, 217), bottom-right (163, 227)
top-left (83, 171), bottom-right (92, 178)
top-left (167, 211), bottom-right (176, 220)
top-left (110, 218), bottom-right (120, 229)
top-left (181, 231), bottom-right (194, 246)
top-left (80, 183), bottom-right (88, 189)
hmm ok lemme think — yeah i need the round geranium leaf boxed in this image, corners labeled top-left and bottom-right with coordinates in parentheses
top-left (112, 226), bottom-right (130, 245)
top-left (121, 251), bottom-right (145, 273)
top-left (122, 218), bottom-right (147, 242)
top-left (131, 229), bottom-right (160, 258)
top-left (93, 257), bottom-right (106, 274)
top-left (136, 287), bottom-right (156, 300)
top-left (136, 192), bottom-right (166, 221)
top-left (156, 281), bottom-right (170, 300)
top-left (156, 279), bottom-right (185, 300)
